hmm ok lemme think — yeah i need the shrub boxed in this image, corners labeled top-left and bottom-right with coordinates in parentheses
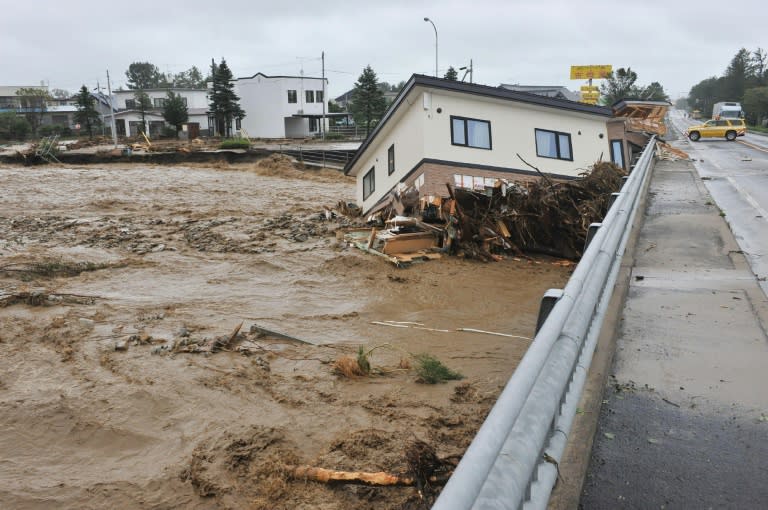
top-left (220, 137), bottom-right (251, 150)
top-left (413, 353), bottom-right (464, 384)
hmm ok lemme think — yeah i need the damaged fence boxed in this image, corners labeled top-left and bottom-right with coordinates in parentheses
top-left (432, 137), bottom-right (657, 510)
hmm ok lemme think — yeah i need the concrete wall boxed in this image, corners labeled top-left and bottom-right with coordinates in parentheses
top-left (235, 74), bottom-right (326, 138)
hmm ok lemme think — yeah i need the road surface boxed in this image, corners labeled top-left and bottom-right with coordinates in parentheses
top-left (580, 116), bottom-right (768, 508)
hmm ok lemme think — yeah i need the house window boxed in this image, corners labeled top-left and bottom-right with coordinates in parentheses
top-left (309, 117), bottom-right (318, 132)
top-left (535, 129), bottom-right (573, 161)
top-left (287, 90), bottom-right (297, 103)
top-left (451, 116), bottom-right (491, 149)
top-left (316, 90), bottom-right (324, 103)
top-left (610, 139), bottom-right (624, 169)
top-left (306, 90), bottom-right (315, 103)
top-left (236, 118), bottom-right (242, 130)
top-left (181, 97), bottom-right (188, 106)
top-left (387, 144), bottom-right (395, 175)
top-left (153, 98), bottom-right (166, 108)
top-left (363, 166), bottom-right (375, 200)
top-left (125, 99), bottom-right (136, 109)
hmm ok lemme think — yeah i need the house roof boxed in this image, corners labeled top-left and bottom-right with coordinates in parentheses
top-left (344, 74), bottom-right (613, 175)
top-left (499, 84), bottom-right (579, 101)
top-left (235, 72), bottom-right (327, 82)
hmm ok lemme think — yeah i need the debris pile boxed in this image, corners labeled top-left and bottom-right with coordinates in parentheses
top-left (340, 161), bottom-right (626, 264)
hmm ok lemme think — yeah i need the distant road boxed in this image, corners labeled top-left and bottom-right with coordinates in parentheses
top-left (668, 109), bottom-right (768, 296)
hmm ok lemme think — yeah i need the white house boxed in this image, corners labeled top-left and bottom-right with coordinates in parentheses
top-left (109, 88), bottom-right (209, 137)
top-left (233, 73), bottom-right (328, 138)
top-left (344, 75), bottom-right (617, 215)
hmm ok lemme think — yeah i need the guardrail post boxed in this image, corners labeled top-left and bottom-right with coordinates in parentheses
top-left (584, 222), bottom-right (602, 251)
top-left (609, 192), bottom-right (621, 208)
top-left (535, 289), bottom-right (564, 334)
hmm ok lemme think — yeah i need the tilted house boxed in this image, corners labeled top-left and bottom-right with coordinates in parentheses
top-left (344, 75), bottom-right (617, 215)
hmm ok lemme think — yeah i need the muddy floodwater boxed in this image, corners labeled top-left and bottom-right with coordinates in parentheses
top-left (0, 159), bottom-right (571, 509)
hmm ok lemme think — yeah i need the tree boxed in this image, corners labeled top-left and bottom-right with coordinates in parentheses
top-left (349, 65), bottom-right (387, 136)
top-left (125, 62), bottom-right (167, 90)
top-left (162, 90), bottom-right (189, 137)
top-left (749, 48), bottom-right (767, 86)
top-left (134, 90), bottom-right (152, 134)
top-left (15, 87), bottom-right (51, 136)
top-left (743, 86), bottom-right (768, 126)
top-left (444, 66), bottom-right (458, 81)
top-left (599, 68), bottom-right (638, 105)
top-left (171, 66), bottom-right (207, 88)
top-left (723, 48), bottom-right (752, 100)
top-left (74, 85), bottom-right (100, 138)
top-left (638, 82), bottom-right (670, 101)
top-left (208, 58), bottom-right (245, 137)
top-left (0, 111), bottom-right (31, 140)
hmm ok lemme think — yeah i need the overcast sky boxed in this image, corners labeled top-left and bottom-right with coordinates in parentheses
top-left (2, 0), bottom-right (765, 100)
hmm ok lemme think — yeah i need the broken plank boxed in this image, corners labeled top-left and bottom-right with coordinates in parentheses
top-left (250, 323), bottom-right (316, 345)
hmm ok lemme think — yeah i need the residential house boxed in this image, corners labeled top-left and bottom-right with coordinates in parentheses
top-left (344, 75), bottom-right (616, 215)
top-left (232, 72), bottom-right (328, 138)
top-left (109, 88), bottom-right (209, 137)
top-left (499, 84), bottom-right (579, 102)
top-left (0, 85), bottom-right (114, 133)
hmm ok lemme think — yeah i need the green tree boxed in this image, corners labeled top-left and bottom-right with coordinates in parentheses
top-left (743, 86), bottom-right (768, 126)
top-left (638, 82), bottom-right (670, 101)
top-left (749, 48), bottom-right (767, 86)
top-left (0, 111), bottom-right (31, 140)
top-left (688, 76), bottom-right (724, 118)
top-left (723, 48), bottom-right (752, 100)
top-left (162, 90), bottom-right (189, 137)
top-left (74, 85), bottom-right (100, 138)
top-left (599, 67), bottom-right (639, 105)
top-left (134, 90), bottom-right (152, 134)
top-left (349, 65), bottom-right (387, 136)
top-left (125, 62), bottom-right (167, 89)
top-left (208, 58), bottom-right (245, 137)
top-left (444, 66), bottom-right (458, 80)
top-left (15, 87), bottom-right (51, 136)
top-left (171, 66), bottom-right (206, 88)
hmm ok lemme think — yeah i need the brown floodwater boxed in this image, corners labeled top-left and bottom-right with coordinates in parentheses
top-left (0, 159), bottom-right (572, 509)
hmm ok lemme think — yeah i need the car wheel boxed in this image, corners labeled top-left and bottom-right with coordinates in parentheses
top-left (725, 130), bottom-right (736, 141)
top-left (689, 131), bottom-right (700, 141)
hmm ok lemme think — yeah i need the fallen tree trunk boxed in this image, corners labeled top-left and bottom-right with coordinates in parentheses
top-left (288, 465), bottom-right (450, 486)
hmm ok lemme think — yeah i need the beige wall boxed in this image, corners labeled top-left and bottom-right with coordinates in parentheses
top-left (353, 95), bottom-right (426, 210)
top-left (423, 90), bottom-right (610, 174)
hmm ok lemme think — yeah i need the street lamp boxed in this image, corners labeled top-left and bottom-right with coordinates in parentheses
top-left (424, 17), bottom-right (438, 77)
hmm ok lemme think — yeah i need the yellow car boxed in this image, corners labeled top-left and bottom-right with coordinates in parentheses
top-left (687, 119), bottom-right (746, 141)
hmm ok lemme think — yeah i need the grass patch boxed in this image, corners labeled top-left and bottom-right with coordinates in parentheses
top-left (220, 138), bottom-right (251, 150)
top-left (748, 124), bottom-right (768, 134)
top-left (413, 353), bottom-right (464, 384)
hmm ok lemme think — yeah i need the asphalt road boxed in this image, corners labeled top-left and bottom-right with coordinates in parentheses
top-left (580, 115), bottom-right (768, 509)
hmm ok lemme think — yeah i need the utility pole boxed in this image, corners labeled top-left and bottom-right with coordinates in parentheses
top-left (106, 70), bottom-right (118, 147)
top-left (321, 51), bottom-right (326, 140)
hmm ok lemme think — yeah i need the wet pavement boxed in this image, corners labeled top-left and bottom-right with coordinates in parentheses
top-left (580, 133), bottom-right (768, 508)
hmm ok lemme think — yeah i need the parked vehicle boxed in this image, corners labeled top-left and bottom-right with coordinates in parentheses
top-left (712, 102), bottom-right (744, 120)
top-left (687, 118), bottom-right (746, 141)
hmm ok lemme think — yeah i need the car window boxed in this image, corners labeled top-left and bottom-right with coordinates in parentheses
top-left (715, 120), bottom-right (729, 126)
top-left (704, 121), bottom-right (715, 127)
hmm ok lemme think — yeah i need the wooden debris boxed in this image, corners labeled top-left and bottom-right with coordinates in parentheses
top-left (655, 141), bottom-right (689, 161)
top-left (289, 465), bottom-right (448, 486)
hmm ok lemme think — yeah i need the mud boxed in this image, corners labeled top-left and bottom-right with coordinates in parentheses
top-left (0, 159), bottom-right (572, 509)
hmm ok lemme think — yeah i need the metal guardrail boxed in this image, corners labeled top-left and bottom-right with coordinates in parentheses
top-left (278, 145), bottom-right (355, 169)
top-left (433, 137), bottom-right (657, 510)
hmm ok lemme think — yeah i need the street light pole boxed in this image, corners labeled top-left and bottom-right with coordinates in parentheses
top-left (424, 17), bottom-right (438, 77)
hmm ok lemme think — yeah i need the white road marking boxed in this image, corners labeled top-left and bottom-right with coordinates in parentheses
top-left (726, 176), bottom-right (768, 221)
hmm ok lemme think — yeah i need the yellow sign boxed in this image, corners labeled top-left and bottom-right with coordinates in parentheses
top-left (580, 85), bottom-right (599, 92)
top-left (570, 65), bottom-right (613, 80)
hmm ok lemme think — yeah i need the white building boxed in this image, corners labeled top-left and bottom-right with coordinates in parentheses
top-left (344, 75), bottom-right (617, 215)
top-left (109, 88), bottom-right (209, 137)
top-left (233, 73), bottom-right (328, 139)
